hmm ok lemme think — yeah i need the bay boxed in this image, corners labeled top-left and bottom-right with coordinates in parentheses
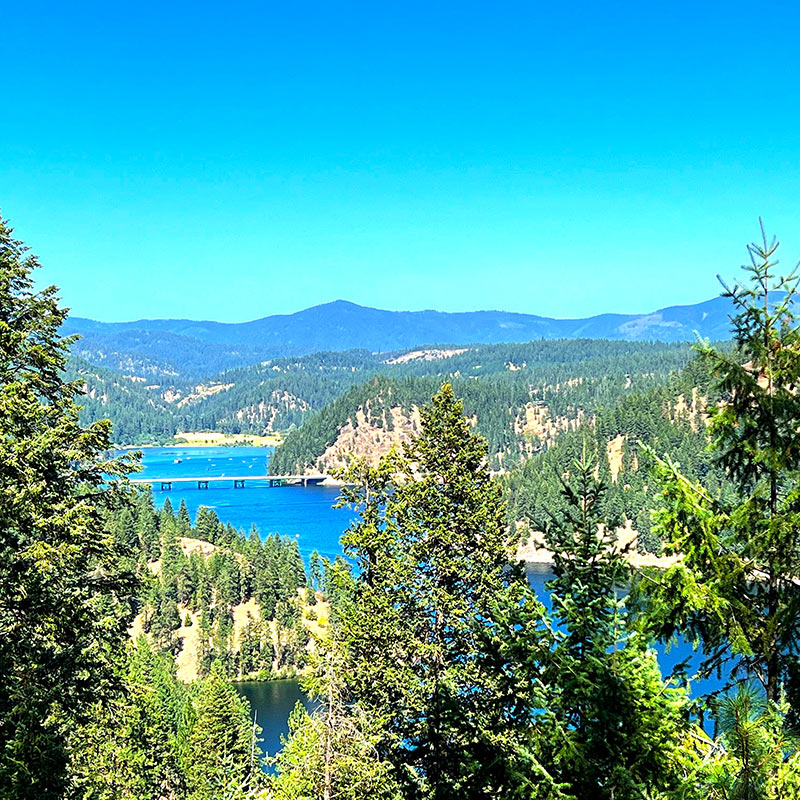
top-left (132, 445), bottom-right (348, 562)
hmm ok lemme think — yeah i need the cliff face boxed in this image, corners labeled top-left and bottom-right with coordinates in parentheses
top-left (312, 403), bottom-right (421, 473)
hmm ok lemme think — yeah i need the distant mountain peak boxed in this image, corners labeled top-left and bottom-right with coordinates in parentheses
top-left (64, 295), bottom-right (734, 380)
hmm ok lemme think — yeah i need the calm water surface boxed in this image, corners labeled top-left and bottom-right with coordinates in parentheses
top-left (132, 447), bottom-right (716, 761)
top-left (133, 446), bottom-right (349, 561)
top-left (233, 680), bottom-right (314, 763)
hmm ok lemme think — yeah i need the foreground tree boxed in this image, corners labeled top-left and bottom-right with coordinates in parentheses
top-left (182, 660), bottom-right (260, 800)
top-left (702, 685), bottom-right (800, 800)
top-left (0, 215), bottom-right (137, 798)
top-left (335, 384), bottom-right (553, 798)
top-left (271, 637), bottom-right (401, 800)
top-left (68, 637), bottom-right (188, 799)
top-left (537, 458), bottom-right (695, 799)
top-left (643, 225), bottom-right (800, 707)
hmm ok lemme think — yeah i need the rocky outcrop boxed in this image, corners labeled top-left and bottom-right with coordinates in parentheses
top-left (233, 390), bottom-right (310, 431)
top-left (514, 402), bottom-right (587, 453)
top-left (516, 520), bottom-right (679, 570)
top-left (313, 404), bottom-right (421, 473)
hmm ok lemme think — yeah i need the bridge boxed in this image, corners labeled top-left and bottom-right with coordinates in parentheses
top-left (130, 474), bottom-right (328, 491)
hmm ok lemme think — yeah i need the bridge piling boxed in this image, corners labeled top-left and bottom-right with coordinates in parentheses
top-left (131, 474), bottom-right (325, 490)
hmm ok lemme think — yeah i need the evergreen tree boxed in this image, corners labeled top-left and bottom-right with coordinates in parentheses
top-left (69, 637), bottom-right (188, 799)
top-left (271, 638), bottom-right (402, 800)
top-left (0, 215), bottom-right (138, 798)
top-left (701, 685), bottom-right (800, 800)
top-left (136, 490), bottom-right (161, 560)
top-left (183, 660), bottom-right (259, 799)
top-left (643, 226), bottom-right (800, 707)
top-left (538, 458), bottom-right (693, 798)
top-left (177, 499), bottom-right (192, 536)
top-left (336, 384), bottom-right (543, 798)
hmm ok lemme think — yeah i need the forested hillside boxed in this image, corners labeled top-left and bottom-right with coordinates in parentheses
top-left (506, 355), bottom-right (729, 553)
top-left (112, 491), bottom-right (322, 682)
top-left (73, 338), bottom-right (699, 447)
top-left (269, 340), bottom-right (700, 473)
top-left (66, 356), bottom-right (182, 443)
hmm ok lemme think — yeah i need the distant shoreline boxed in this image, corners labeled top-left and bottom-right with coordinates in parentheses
top-left (115, 431), bottom-right (283, 449)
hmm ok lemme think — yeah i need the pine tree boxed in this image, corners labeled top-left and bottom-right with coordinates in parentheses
top-left (271, 638), bottom-right (402, 800)
top-left (68, 637), bottom-right (188, 799)
top-left (0, 215), bottom-right (138, 797)
top-left (336, 383), bottom-right (543, 798)
top-left (701, 685), bottom-right (800, 800)
top-left (183, 660), bottom-right (259, 799)
top-left (177, 498), bottom-right (192, 536)
top-left (136, 491), bottom-right (161, 560)
top-left (644, 225), bottom-right (800, 707)
top-left (538, 458), bottom-right (693, 798)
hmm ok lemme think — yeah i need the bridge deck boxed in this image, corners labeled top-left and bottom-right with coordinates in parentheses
top-left (130, 475), bottom-right (325, 484)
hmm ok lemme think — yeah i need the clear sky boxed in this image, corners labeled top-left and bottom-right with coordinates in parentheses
top-left (3, 0), bottom-right (800, 322)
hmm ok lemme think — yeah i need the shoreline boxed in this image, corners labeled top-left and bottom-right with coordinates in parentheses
top-left (115, 431), bottom-right (283, 449)
top-left (516, 523), bottom-right (680, 571)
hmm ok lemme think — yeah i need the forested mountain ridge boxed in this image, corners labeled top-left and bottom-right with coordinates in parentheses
top-left (65, 327), bottom-right (275, 380)
top-left (269, 341), bottom-right (702, 474)
top-left (70, 339), bottom-right (698, 445)
top-left (64, 295), bottom-right (740, 379)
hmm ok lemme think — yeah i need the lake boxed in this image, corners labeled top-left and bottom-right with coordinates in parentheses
top-left (134, 445), bottom-right (349, 561)
top-left (132, 445), bottom-right (716, 763)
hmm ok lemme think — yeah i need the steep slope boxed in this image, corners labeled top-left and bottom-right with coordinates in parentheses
top-left (270, 340), bottom-right (697, 474)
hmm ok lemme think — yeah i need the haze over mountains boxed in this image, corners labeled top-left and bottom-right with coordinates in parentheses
top-left (64, 296), bottom-right (735, 380)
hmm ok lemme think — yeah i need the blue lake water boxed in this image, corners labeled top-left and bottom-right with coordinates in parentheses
top-left (132, 445), bottom-right (349, 562)
top-left (233, 680), bottom-right (314, 762)
top-left (131, 446), bottom-right (718, 760)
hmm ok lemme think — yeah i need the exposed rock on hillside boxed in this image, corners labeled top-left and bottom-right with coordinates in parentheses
top-left (175, 382), bottom-right (235, 407)
top-left (233, 390), bottom-right (310, 431)
top-left (517, 520), bottom-right (679, 570)
top-left (673, 387), bottom-right (708, 431)
top-left (514, 402), bottom-right (586, 453)
top-left (385, 348), bottom-right (467, 365)
top-left (314, 403), bottom-right (421, 473)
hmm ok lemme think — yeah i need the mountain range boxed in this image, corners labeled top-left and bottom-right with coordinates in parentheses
top-left (63, 296), bottom-right (735, 379)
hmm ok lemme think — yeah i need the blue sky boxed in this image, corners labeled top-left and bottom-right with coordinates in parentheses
top-left (3, 1), bottom-right (800, 322)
